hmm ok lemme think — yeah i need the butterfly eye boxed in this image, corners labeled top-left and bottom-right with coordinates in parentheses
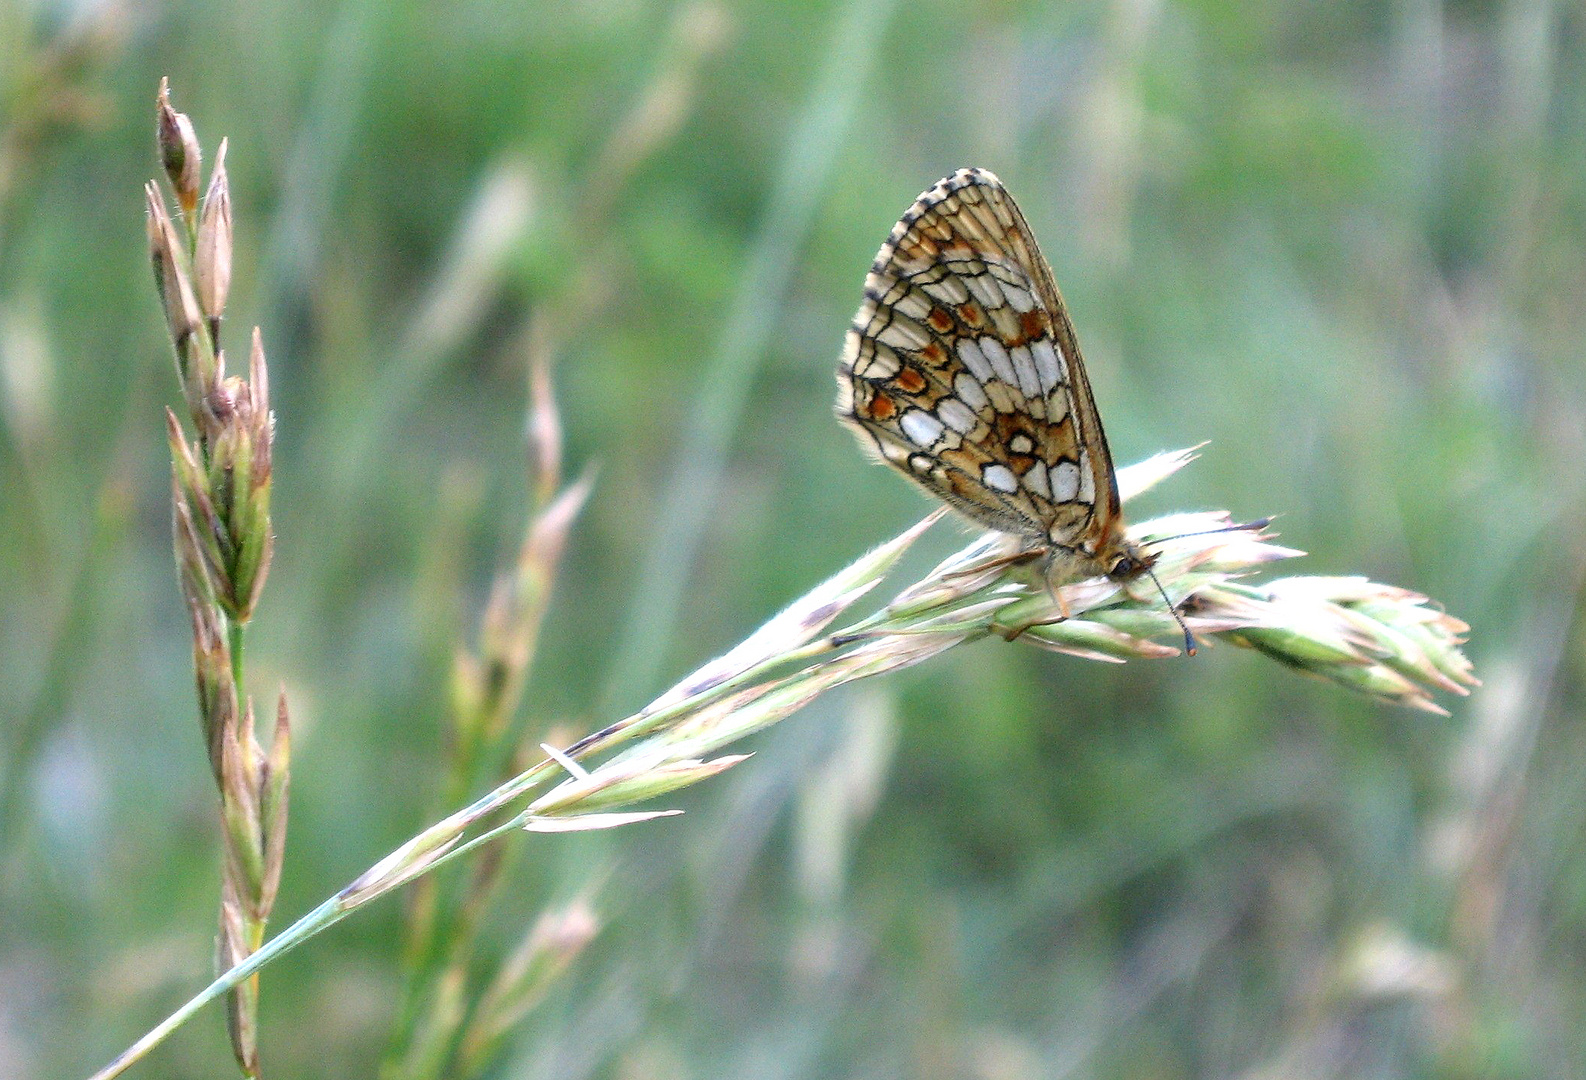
top-left (1109, 550), bottom-right (1152, 579)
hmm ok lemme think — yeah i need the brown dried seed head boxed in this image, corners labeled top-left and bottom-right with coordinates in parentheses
top-left (156, 78), bottom-right (202, 218)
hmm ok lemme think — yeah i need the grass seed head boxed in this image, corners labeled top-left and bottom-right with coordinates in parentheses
top-left (156, 78), bottom-right (201, 219)
top-left (194, 138), bottom-right (232, 340)
top-left (145, 182), bottom-right (214, 422)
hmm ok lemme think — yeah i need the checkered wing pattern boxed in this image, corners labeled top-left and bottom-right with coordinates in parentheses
top-left (835, 168), bottom-right (1126, 568)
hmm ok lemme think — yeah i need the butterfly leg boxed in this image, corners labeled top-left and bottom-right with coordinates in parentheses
top-left (992, 583), bottom-right (1071, 642)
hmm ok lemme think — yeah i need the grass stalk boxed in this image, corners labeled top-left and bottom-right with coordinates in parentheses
top-left (88, 440), bottom-right (1474, 1079)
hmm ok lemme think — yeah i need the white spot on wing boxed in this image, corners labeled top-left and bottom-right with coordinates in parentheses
top-left (1002, 282), bottom-right (1035, 312)
top-left (901, 409), bottom-right (945, 448)
top-left (937, 398), bottom-right (978, 434)
top-left (1052, 460), bottom-right (1080, 502)
top-left (1010, 345), bottom-right (1041, 398)
top-left (1078, 450), bottom-right (1096, 503)
top-left (1046, 384), bottom-right (1069, 421)
top-left (919, 276), bottom-right (970, 306)
top-left (964, 272), bottom-right (1005, 311)
top-left (955, 338), bottom-right (993, 382)
top-left (979, 337), bottom-right (1018, 388)
top-left (876, 316), bottom-right (929, 351)
top-left (954, 372), bottom-right (988, 411)
top-left (891, 289), bottom-right (931, 319)
top-left (1025, 461), bottom-right (1051, 498)
top-left (1008, 434), bottom-right (1033, 453)
top-left (982, 464), bottom-right (1018, 494)
top-left (1030, 338), bottom-right (1063, 392)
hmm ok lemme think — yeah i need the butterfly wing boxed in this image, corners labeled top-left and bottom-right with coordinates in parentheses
top-left (835, 168), bottom-right (1124, 556)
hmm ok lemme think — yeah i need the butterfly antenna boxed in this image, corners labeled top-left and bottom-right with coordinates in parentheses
top-left (1144, 563), bottom-right (1197, 656)
top-left (1139, 517), bottom-right (1273, 550)
top-left (1136, 517), bottom-right (1274, 654)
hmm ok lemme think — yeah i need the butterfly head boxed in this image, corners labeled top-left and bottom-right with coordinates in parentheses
top-left (1107, 539), bottom-right (1196, 655)
top-left (1104, 540), bottom-right (1156, 582)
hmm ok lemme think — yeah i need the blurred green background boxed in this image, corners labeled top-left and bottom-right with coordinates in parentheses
top-left (3, 0), bottom-right (1582, 1076)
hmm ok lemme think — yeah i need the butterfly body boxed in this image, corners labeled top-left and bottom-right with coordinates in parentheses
top-left (836, 167), bottom-right (1150, 591)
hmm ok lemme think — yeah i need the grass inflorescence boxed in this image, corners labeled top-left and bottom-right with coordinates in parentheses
top-left (147, 79), bottom-right (288, 1079)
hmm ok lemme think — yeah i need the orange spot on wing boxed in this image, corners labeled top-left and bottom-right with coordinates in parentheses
top-left (867, 392), bottom-right (897, 420)
top-left (1019, 310), bottom-right (1047, 341)
top-left (927, 307), bottom-right (954, 333)
top-left (894, 367), bottom-right (926, 393)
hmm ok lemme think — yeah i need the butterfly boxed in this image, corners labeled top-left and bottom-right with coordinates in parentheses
top-left (835, 168), bottom-right (1166, 626)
